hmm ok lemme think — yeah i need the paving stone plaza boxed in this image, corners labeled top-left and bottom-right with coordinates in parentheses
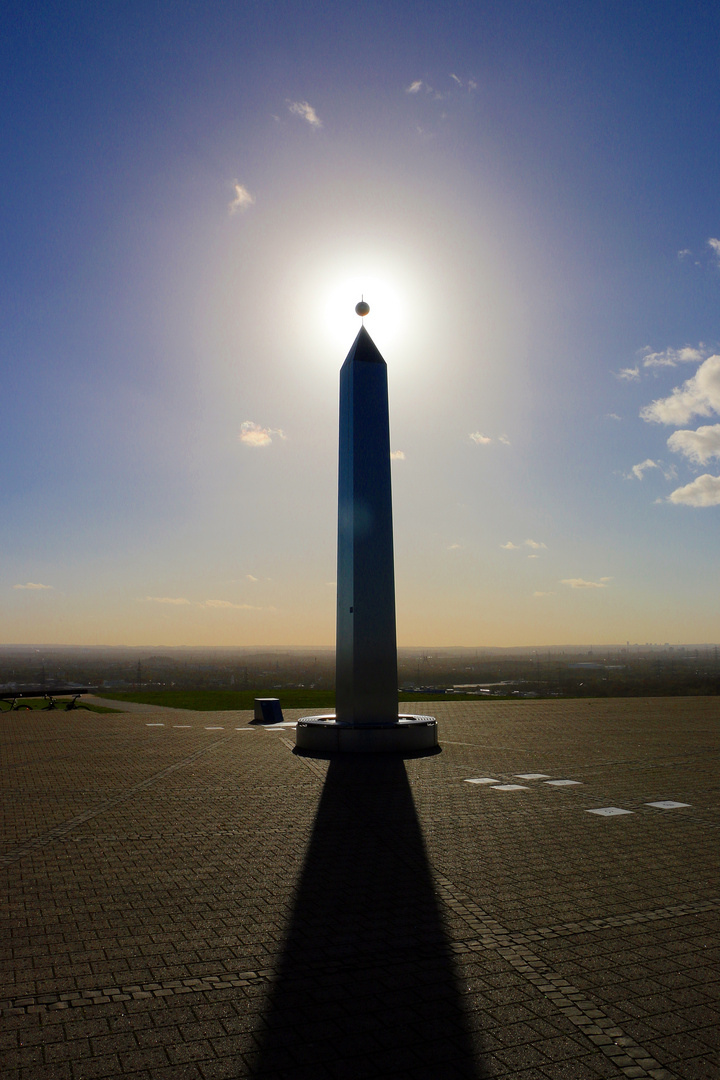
top-left (2, 697), bottom-right (719, 1079)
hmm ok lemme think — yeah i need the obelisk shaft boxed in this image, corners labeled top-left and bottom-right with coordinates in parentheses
top-left (335, 326), bottom-right (399, 724)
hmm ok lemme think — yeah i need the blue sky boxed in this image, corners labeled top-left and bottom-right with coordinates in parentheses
top-left (3, 1), bottom-right (720, 646)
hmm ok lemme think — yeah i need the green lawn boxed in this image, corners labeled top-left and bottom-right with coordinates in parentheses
top-left (94, 689), bottom-right (497, 712)
top-left (0, 698), bottom-right (119, 713)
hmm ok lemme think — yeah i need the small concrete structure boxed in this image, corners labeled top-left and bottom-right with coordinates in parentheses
top-left (253, 698), bottom-right (283, 724)
top-left (296, 313), bottom-right (437, 754)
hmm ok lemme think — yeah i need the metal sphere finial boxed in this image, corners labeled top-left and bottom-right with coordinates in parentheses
top-left (355, 299), bottom-right (370, 317)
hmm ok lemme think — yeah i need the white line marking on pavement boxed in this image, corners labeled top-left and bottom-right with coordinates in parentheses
top-left (515, 773), bottom-right (551, 780)
top-left (586, 807), bottom-right (633, 816)
top-left (646, 800), bottom-right (690, 809)
top-left (545, 779), bottom-right (582, 786)
top-left (464, 777), bottom-right (500, 785)
top-left (493, 784), bottom-right (529, 791)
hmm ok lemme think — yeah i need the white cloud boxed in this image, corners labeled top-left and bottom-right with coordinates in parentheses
top-left (498, 434), bottom-right (511, 445)
top-left (239, 420), bottom-right (286, 447)
top-left (246, 574), bottom-right (259, 582)
top-left (390, 450), bottom-right (405, 460)
top-left (501, 541), bottom-right (519, 550)
top-left (203, 599), bottom-right (260, 610)
top-left (142, 596), bottom-right (191, 605)
top-left (524, 539), bottom-right (547, 549)
top-left (678, 248), bottom-right (693, 260)
top-left (533, 591), bottom-right (553, 598)
top-left (630, 458), bottom-right (659, 480)
top-left (617, 366), bottom-right (640, 381)
top-left (667, 423), bottom-right (720, 464)
top-left (449, 73), bottom-right (462, 86)
top-left (447, 543), bottom-right (461, 550)
top-left (640, 355), bottom-right (720, 426)
top-left (229, 182), bottom-right (255, 214)
top-left (708, 237), bottom-right (720, 263)
top-left (469, 431), bottom-right (492, 444)
top-left (13, 582), bottom-right (53, 590)
top-left (560, 578), bottom-right (611, 589)
top-left (287, 100), bottom-right (322, 127)
top-left (641, 345), bottom-right (706, 369)
top-left (406, 80), bottom-right (424, 93)
top-left (606, 413), bottom-right (622, 421)
top-left (667, 474), bottom-right (720, 507)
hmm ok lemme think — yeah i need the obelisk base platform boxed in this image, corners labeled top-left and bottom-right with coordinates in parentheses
top-left (295, 714), bottom-right (438, 755)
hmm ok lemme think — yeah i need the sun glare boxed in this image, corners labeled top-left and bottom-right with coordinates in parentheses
top-left (321, 272), bottom-right (407, 355)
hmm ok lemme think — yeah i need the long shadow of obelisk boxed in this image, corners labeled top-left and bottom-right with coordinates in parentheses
top-left (250, 756), bottom-right (483, 1078)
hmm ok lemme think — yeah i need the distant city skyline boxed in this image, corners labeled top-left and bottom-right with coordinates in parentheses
top-left (3, 2), bottom-right (720, 647)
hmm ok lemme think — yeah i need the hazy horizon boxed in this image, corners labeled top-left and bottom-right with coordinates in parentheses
top-left (4, 3), bottom-right (720, 648)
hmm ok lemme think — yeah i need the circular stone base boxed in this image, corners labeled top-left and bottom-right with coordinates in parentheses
top-left (295, 714), bottom-right (438, 754)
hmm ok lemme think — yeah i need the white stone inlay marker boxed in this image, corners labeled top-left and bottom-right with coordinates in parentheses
top-left (646, 801), bottom-right (690, 809)
top-left (173, 725), bottom-right (192, 729)
top-left (586, 807), bottom-right (633, 816)
top-left (515, 773), bottom-right (551, 780)
top-left (146, 723), bottom-right (164, 727)
top-left (204, 726), bottom-right (224, 730)
top-left (235, 728), bottom-right (256, 731)
top-left (545, 779), bottom-right (582, 786)
top-left (465, 777), bottom-right (500, 785)
top-left (493, 784), bottom-right (529, 791)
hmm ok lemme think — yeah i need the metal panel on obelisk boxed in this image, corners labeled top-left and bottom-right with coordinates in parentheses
top-left (296, 302), bottom-right (438, 754)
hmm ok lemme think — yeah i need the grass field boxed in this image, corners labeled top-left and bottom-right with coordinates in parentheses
top-left (0, 698), bottom-right (119, 713)
top-left (94, 689), bottom-right (497, 712)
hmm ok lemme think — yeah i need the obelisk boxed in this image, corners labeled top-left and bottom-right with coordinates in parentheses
top-left (295, 303), bottom-right (437, 753)
top-left (335, 319), bottom-right (398, 723)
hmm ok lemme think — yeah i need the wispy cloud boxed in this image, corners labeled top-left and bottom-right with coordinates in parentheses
top-left (667, 474), bottom-right (720, 507)
top-left (617, 366), bottom-right (640, 381)
top-left (630, 458), bottom-right (659, 480)
top-left (390, 450), bottom-right (406, 460)
top-left (667, 423), bottom-right (720, 465)
top-left (239, 421), bottom-right (287, 447)
top-left (142, 596), bottom-right (191, 605)
top-left (641, 345), bottom-right (707, 369)
top-left (287, 100), bottom-right (321, 127)
top-left (533, 591), bottom-right (553, 598)
top-left (406, 80), bottom-right (424, 94)
top-left (606, 413), bottom-right (622, 421)
top-left (201, 600), bottom-right (266, 609)
top-left (560, 577), bottom-right (611, 589)
top-left (14, 582), bottom-right (53, 590)
top-left (469, 431), bottom-right (511, 446)
top-left (246, 574), bottom-right (259, 582)
top-left (447, 543), bottom-right (461, 550)
top-left (502, 539), bottom-right (547, 551)
top-left (229, 182), bottom-right (255, 214)
top-left (640, 355), bottom-right (720, 426)
top-left (708, 237), bottom-right (720, 264)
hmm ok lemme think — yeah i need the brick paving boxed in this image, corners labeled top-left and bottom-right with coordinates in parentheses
top-left (1, 697), bottom-right (718, 1079)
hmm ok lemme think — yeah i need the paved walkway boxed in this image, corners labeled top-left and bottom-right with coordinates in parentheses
top-left (1, 698), bottom-right (718, 1079)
